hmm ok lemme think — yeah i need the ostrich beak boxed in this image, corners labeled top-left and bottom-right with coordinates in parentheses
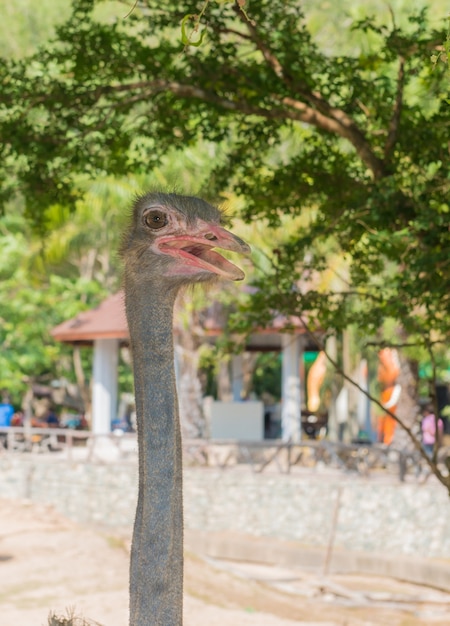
top-left (157, 221), bottom-right (251, 281)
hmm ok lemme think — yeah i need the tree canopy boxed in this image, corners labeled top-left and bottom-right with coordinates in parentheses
top-left (1, 1), bottom-right (448, 337)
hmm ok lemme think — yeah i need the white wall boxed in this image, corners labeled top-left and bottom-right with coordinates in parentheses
top-left (210, 401), bottom-right (264, 441)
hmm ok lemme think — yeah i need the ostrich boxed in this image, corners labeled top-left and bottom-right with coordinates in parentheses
top-left (121, 192), bottom-right (250, 625)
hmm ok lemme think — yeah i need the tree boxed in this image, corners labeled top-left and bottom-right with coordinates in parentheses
top-left (0, 182), bottom-right (127, 409)
top-left (0, 0), bottom-right (449, 488)
top-left (0, 226), bottom-right (105, 406)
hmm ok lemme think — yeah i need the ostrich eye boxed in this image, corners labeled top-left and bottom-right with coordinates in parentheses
top-left (144, 209), bottom-right (168, 230)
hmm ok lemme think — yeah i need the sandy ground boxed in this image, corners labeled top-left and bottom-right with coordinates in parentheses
top-left (1, 498), bottom-right (449, 626)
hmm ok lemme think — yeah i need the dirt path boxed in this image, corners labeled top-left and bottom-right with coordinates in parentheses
top-left (0, 498), bottom-right (449, 626)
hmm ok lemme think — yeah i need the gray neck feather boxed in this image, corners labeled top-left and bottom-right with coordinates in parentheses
top-left (124, 277), bottom-right (183, 626)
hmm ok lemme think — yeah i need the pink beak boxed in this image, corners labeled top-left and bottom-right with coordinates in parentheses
top-left (157, 220), bottom-right (251, 281)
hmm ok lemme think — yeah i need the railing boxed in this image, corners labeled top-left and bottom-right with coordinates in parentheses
top-left (1, 427), bottom-right (448, 482)
top-left (0, 426), bottom-right (138, 463)
top-left (183, 438), bottom-right (450, 482)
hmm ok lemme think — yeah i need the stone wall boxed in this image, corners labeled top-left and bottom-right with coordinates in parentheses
top-left (1, 456), bottom-right (449, 560)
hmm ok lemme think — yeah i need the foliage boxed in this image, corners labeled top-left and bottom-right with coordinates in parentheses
top-left (0, 0), bottom-right (447, 328)
top-left (252, 352), bottom-right (282, 401)
top-left (0, 270), bottom-right (105, 404)
top-left (430, 13), bottom-right (450, 69)
top-left (0, 0), bottom-right (71, 58)
top-left (0, 199), bottom-right (112, 405)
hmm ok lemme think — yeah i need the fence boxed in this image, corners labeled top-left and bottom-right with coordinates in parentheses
top-left (0, 426), bottom-right (137, 463)
top-left (1, 426), bottom-right (448, 483)
top-left (183, 438), bottom-right (450, 483)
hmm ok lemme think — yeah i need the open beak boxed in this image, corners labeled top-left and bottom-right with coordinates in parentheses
top-left (157, 221), bottom-right (251, 281)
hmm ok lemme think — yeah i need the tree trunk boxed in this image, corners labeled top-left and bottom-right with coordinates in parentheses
top-left (176, 328), bottom-right (205, 438)
top-left (217, 358), bottom-right (232, 401)
top-left (73, 346), bottom-right (92, 426)
top-left (242, 352), bottom-right (258, 399)
top-left (392, 353), bottom-right (421, 450)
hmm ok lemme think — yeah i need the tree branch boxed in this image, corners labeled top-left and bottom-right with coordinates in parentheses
top-left (384, 56), bottom-right (405, 160)
top-left (232, 6), bottom-right (387, 179)
top-left (114, 79), bottom-right (387, 178)
top-left (280, 96), bottom-right (387, 178)
top-left (365, 339), bottom-right (445, 348)
top-left (13, 72), bottom-right (387, 179)
top-left (294, 316), bottom-right (450, 492)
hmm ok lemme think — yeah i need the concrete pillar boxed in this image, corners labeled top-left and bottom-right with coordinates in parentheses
top-left (336, 386), bottom-right (349, 442)
top-left (357, 359), bottom-right (374, 440)
top-left (281, 335), bottom-right (302, 442)
top-left (326, 335), bottom-right (339, 441)
top-left (92, 339), bottom-right (118, 434)
top-left (231, 353), bottom-right (244, 401)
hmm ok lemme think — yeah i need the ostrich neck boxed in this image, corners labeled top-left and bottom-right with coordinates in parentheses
top-left (125, 280), bottom-right (183, 626)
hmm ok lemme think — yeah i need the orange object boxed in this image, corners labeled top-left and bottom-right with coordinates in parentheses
top-left (377, 349), bottom-right (401, 444)
top-left (377, 348), bottom-right (400, 387)
top-left (307, 351), bottom-right (327, 413)
top-left (377, 413), bottom-right (397, 445)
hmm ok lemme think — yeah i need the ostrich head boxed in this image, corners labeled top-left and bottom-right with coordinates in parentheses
top-left (122, 192), bottom-right (250, 289)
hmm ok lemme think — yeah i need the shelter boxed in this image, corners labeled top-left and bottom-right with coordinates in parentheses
top-left (51, 292), bottom-right (317, 439)
top-left (51, 293), bottom-right (127, 436)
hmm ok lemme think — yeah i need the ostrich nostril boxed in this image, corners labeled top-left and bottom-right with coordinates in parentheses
top-left (204, 232), bottom-right (218, 241)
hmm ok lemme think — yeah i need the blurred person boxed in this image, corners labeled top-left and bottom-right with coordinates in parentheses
top-left (11, 411), bottom-right (24, 426)
top-left (0, 394), bottom-right (14, 427)
top-left (44, 409), bottom-right (59, 427)
top-left (421, 404), bottom-right (443, 457)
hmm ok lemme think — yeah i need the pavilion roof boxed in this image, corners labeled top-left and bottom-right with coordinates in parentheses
top-left (51, 291), bottom-right (315, 350)
top-left (51, 292), bottom-right (128, 344)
